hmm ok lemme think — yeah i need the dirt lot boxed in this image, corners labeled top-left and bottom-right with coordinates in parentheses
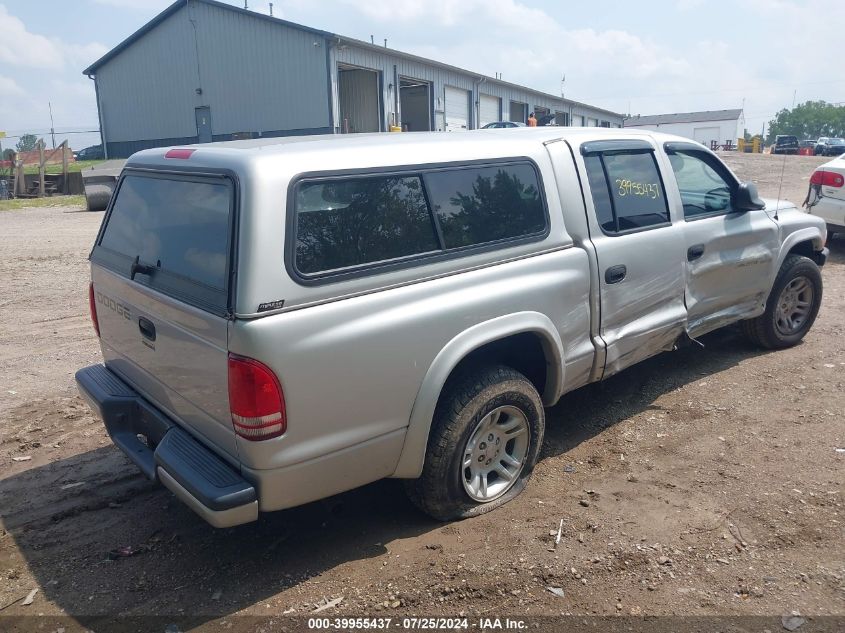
top-left (1, 153), bottom-right (842, 630)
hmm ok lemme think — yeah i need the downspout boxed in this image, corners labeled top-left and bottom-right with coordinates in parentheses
top-left (325, 37), bottom-right (336, 132)
top-left (393, 64), bottom-right (399, 129)
top-left (474, 76), bottom-right (486, 129)
top-left (87, 73), bottom-right (108, 159)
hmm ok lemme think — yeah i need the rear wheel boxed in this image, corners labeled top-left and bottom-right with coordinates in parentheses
top-left (405, 365), bottom-right (544, 521)
top-left (742, 254), bottom-right (823, 349)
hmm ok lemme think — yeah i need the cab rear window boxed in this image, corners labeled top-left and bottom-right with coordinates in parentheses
top-left (92, 172), bottom-right (234, 315)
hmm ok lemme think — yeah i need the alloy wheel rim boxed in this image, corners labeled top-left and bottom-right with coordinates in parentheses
top-left (775, 276), bottom-right (813, 336)
top-left (461, 405), bottom-right (530, 503)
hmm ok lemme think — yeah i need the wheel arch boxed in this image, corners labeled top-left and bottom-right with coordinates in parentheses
top-left (777, 228), bottom-right (825, 274)
top-left (391, 311), bottom-right (564, 479)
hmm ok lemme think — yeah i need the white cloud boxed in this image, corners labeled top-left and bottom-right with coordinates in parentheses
top-left (0, 4), bottom-right (107, 71)
top-left (0, 74), bottom-right (24, 96)
top-left (0, 4), bottom-right (63, 68)
top-left (675, 0), bottom-right (706, 10)
top-left (345, 0), bottom-right (694, 111)
top-left (342, 0), bottom-right (556, 33)
top-left (0, 4), bottom-right (107, 137)
top-left (61, 41), bottom-right (109, 70)
top-left (91, 0), bottom-right (172, 8)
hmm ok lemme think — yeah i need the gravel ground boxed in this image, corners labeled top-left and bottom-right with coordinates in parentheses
top-left (0, 152), bottom-right (842, 630)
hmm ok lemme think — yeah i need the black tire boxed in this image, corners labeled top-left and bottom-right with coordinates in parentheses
top-left (741, 254), bottom-right (823, 349)
top-left (405, 365), bottom-right (545, 521)
top-left (84, 184), bottom-right (113, 211)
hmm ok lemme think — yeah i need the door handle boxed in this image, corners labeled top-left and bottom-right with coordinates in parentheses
top-left (605, 264), bottom-right (627, 284)
top-left (138, 317), bottom-right (156, 341)
top-left (687, 244), bottom-right (705, 261)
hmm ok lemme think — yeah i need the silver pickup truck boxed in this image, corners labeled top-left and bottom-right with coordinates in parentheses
top-left (76, 128), bottom-right (827, 528)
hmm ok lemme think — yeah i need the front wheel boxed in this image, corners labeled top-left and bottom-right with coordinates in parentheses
top-left (405, 365), bottom-right (545, 521)
top-left (741, 254), bottom-right (823, 349)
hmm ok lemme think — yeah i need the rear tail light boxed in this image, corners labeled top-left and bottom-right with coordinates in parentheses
top-left (89, 282), bottom-right (100, 337)
top-left (810, 170), bottom-right (844, 188)
top-left (227, 354), bottom-right (286, 441)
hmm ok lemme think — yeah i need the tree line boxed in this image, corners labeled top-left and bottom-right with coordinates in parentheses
top-left (766, 101), bottom-right (845, 143)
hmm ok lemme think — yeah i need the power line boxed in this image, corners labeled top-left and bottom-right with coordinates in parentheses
top-left (2, 130), bottom-right (100, 140)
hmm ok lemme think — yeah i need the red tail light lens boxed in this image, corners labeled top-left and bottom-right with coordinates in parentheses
top-left (810, 170), bottom-right (844, 188)
top-left (89, 282), bottom-right (100, 337)
top-left (227, 354), bottom-right (286, 441)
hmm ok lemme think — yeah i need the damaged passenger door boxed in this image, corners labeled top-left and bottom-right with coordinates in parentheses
top-left (662, 143), bottom-right (779, 338)
top-left (579, 140), bottom-right (687, 378)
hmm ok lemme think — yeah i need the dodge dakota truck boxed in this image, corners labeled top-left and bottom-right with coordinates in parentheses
top-left (77, 128), bottom-right (827, 527)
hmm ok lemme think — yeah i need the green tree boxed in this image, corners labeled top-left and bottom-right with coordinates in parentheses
top-left (15, 133), bottom-right (38, 153)
top-left (766, 101), bottom-right (845, 143)
top-left (2, 148), bottom-right (13, 161)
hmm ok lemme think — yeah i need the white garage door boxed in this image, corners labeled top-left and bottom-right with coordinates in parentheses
top-left (479, 94), bottom-right (499, 127)
top-left (444, 86), bottom-right (469, 132)
top-left (693, 126), bottom-right (720, 147)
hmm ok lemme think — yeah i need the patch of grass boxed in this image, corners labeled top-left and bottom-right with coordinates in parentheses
top-left (0, 195), bottom-right (86, 211)
top-left (21, 160), bottom-right (105, 175)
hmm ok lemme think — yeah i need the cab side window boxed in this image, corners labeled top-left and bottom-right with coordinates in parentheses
top-left (584, 150), bottom-right (669, 234)
top-left (666, 150), bottom-right (735, 219)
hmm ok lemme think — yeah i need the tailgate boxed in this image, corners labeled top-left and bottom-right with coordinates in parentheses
top-left (90, 170), bottom-right (238, 460)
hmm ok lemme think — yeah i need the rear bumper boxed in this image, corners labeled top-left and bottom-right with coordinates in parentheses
top-left (809, 196), bottom-right (845, 230)
top-left (75, 364), bottom-right (258, 528)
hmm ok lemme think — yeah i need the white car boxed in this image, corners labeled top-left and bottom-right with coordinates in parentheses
top-left (806, 155), bottom-right (845, 241)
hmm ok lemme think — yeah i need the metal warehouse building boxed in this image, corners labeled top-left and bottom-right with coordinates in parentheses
top-left (83, 0), bottom-right (624, 158)
top-left (623, 109), bottom-right (745, 149)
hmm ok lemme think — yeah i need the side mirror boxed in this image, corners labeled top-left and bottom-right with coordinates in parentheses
top-left (734, 181), bottom-right (766, 211)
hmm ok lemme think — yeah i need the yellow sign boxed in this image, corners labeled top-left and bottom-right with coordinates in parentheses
top-left (0, 131), bottom-right (6, 138)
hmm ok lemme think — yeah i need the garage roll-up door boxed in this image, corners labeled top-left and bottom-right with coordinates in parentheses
top-left (479, 94), bottom-right (499, 127)
top-left (445, 86), bottom-right (469, 131)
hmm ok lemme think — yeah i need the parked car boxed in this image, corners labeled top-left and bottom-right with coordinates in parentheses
top-left (814, 137), bottom-right (845, 157)
top-left (805, 153), bottom-right (845, 241)
top-left (74, 144), bottom-right (105, 161)
top-left (771, 135), bottom-right (799, 155)
top-left (76, 129), bottom-right (827, 528)
top-left (481, 121), bottom-right (526, 128)
top-left (797, 139), bottom-right (817, 156)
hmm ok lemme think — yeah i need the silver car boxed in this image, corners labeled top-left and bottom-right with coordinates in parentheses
top-left (77, 128), bottom-right (827, 527)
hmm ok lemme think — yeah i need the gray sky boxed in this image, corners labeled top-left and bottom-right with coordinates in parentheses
top-left (1, 0), bottom-right (843, 150)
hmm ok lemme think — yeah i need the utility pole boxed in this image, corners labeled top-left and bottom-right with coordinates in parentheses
top-left (49, 101), bottom-right (56, 149)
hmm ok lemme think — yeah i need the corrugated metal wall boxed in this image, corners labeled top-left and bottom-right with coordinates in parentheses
top-left (331, 42), bottom-right (621, 132)
top-left (190, 1), bottom-right (330, 136)
top-left (93, 1), bottom-right (623, 155)
top-left (332, 44), bottom-right (477, 132)
top-left (95, 7), bottom-right (198, 150)
top-left (95, 3), bottom-right (332, 157)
